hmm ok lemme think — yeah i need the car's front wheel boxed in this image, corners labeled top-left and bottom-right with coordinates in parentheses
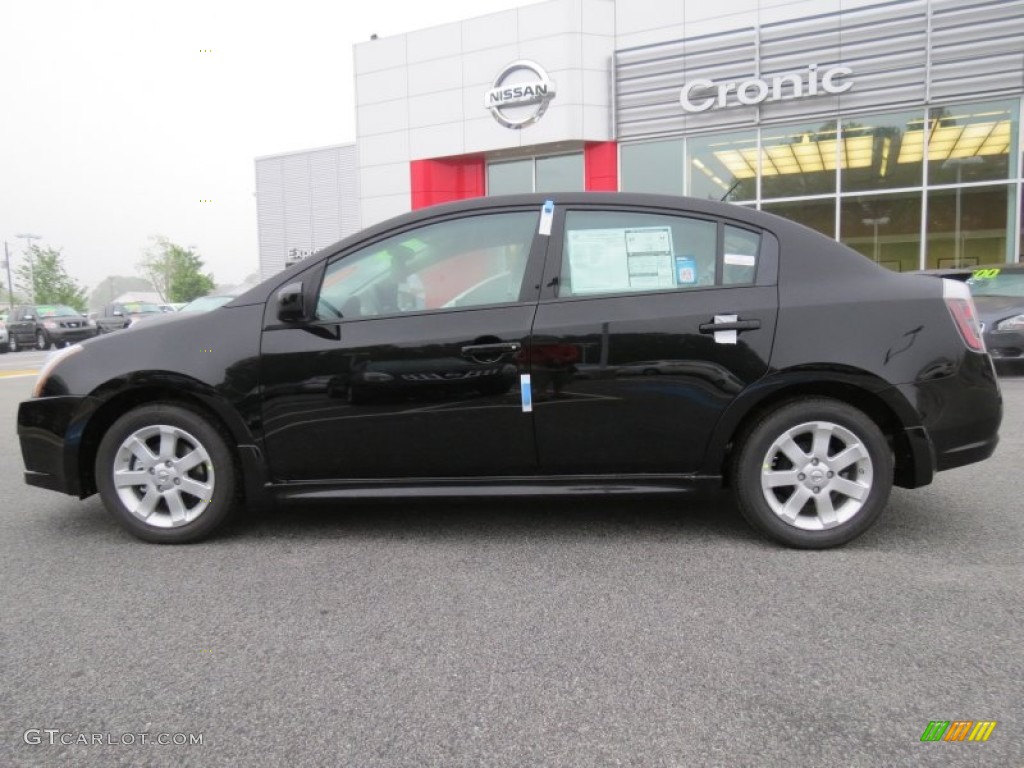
top-left (733, 398), bottom-right (893, 549)
top-left (95, 404), bottom-right (238, 543)
top-left (9, 334), bottom-right (19, 352)
top-left (35, 330), bottom-right (51, 350)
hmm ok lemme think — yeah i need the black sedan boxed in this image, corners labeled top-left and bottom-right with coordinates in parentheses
top-left (967, 265), bottom-right (1024, 372)
top-left (17, 193), bottom-right (1002, 548)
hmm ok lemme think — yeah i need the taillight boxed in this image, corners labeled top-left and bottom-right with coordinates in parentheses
top-left (943, 279), bottom-right (985, 352)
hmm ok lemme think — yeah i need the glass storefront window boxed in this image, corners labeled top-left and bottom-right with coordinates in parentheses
top-left (926, 184), bottom-right (1014, 268)
top-left (620, 140), bottom-right (683, 195)
top-left (488, 159), bottom-right (533, 195)
top-left (924, 99), bottom-right (1018, 185)
top-left (535, 153), bottom-right (584, 192)
top-left (840, 192), bottom-right (923, 272)
top-left (760, 198), bottom-right (836, 239)
top-left (842, 110), bottom-right (925, 192)
top-left (686, 130), bottom-right (757, 203)
top-left (760, 122), bottom-right (839, 199)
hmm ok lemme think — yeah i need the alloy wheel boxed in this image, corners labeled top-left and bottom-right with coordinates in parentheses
top-left (759, 420), bottom-right (874, 530)
top-left (111, 424), bottom-right (215, 528)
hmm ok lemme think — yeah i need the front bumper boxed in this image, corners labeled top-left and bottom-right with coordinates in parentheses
top-left (48, 328), bottom-right (99, 344)
top-left (18, 395), bottom-right (91, 496)
top-left (984, 328), bottom-right (1024, 362)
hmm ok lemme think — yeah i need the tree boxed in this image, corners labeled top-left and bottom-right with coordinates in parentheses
top-left (139, 236), bottom-right (215, 303)
top-left (15, 245), bottom-right (88, 311)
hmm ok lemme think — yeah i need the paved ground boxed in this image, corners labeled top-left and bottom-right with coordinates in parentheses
top-left (1, 373), bottom-right (1022, 767)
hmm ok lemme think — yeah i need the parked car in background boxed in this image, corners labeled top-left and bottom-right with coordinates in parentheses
top-left (95, 300), bottom-right (163, 333)
top-left (178, 295), bottom-right (236, 313)
top-left (0, 314), bottom-right (9, 353)
top-left (7, 304), bottom-right (98, 351)
top-left (18, 193), bottom-right (1002, 548)
top-left (918, 263), bottom-right (1024, 372)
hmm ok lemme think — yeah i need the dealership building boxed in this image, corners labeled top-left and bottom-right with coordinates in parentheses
top-left (256, 0), bottom-right (1023, 277)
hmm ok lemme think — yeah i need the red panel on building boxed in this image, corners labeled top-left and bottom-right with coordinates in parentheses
top-left (584, 142), bottom-right (618, 191)
top-left (410, 156), bottom-right (486, 209)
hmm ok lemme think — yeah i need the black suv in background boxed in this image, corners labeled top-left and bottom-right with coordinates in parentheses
top-left (95, 301), bottom-right (164, 333)
top-left (7, 304), bottom-right (97, 351)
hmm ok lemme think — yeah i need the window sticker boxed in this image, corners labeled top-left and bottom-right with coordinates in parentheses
top-left (724, 253), bottom-right (757, 267)
top-left (538, 200), bottom-right (554, 236)
top-left (567, 226), bottom-right (676, 295)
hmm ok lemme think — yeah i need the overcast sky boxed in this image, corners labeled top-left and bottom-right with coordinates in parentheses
top-left (0, 0), bottom-right (531, 295)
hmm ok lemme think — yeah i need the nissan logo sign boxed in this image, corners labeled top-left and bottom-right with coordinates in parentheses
top-left (485, 60), bottom-right (557, 129)
top-left (680, 65), bottom-right (853, 113)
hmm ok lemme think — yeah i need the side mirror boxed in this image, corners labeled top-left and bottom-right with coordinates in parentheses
top-left (276, 282), bottom-right (306, 323)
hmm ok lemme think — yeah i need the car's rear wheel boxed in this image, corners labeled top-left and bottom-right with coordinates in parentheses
top-left (95, 404), bottom-right (238, 543)
top-left (35, 330), bottom-right (51, 350)
top-left (733, 398), bottom-right (892, 549)
top-left (9, 334), bottom-right (19, 352)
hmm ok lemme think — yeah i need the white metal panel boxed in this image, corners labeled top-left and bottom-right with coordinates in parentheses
top-left (255, 145), bottom-right (360, 279)
top-left (408, 56), bottom-right (464, 97)
top-left (355, 35), bottom-right (407, 75)
top-left (461, 9), bottom-right (520, 53)
top-left (355, 68), bottom-right (409, 107)
top-left (518, 0), bottom-right (581, 40)
top-left (582, 0), bottom-right (616, 35)
top-left (409, 90), bottom-right (465, 129)
top-left (407, 22), bottom-right (463, 65)
top-left (409, 123), bottom-right (466, 160)
top-left (358, 99), bottom-right (410, 137)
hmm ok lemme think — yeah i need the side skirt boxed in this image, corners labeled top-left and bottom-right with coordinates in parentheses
top-left (273, 474), bottom-right (722, 505)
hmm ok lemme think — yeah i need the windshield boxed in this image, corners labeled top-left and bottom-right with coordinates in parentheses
top-left (35, 305), bottom-right (79, 317)
top-left (967, 268), bottom-right (1024, 297)
top-left (181, 296), bottom-right (233, 312)
top-left (122, 302), bottom-right (162, 314)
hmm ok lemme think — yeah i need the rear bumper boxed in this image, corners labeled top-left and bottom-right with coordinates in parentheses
top-left (895, 351), bottom-right (1002, 480)
top-left (18, 395), bottom-right (90, 496)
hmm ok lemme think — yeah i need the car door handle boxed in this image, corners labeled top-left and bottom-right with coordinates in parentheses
top-left (698, 319), bottom-right (761, 333)
top-left (461, 342), bottom-right (522, 356)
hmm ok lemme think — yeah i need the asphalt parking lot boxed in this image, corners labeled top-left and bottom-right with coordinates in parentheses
top-left (1, 367), bottom-right (1022, 767)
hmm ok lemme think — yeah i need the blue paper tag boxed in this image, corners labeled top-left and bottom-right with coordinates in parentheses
top-left (539, 201), bottom-right (554, 236)
top-left (675, 255), bottom-right (697, 285)
top-left (520, 374), bottom-right (533, 412)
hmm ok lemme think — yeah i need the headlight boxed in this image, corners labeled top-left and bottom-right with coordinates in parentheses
top-left (32, 344), bottom-right (84, 398)
top-left (43, 320), bottom-right (59, 329)
top-left (994, 314), bottom-right (1024, 332)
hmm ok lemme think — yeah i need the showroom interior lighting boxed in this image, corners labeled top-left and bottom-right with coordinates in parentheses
top-left (896, 118), bottom-right (1011, 164)
top-left (712, 132), bottom-right (883, 179)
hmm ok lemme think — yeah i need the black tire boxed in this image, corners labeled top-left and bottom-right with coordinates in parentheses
top-left (35, 330), bottom-right (51, 350)
top-left (9, 334), bottom-right (19, 352)
top-left (733, 398), bottom-right (893, 549)
top-left (95, 404), bottom-right (239, 543)
top-left (0, 342), bottom-right (7, 354)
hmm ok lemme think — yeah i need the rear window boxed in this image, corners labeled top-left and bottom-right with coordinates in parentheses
top-left (557, 210), bottom-right (761, 298)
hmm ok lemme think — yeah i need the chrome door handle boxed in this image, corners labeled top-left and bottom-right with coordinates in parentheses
top-left (461, 342), bottom-right (522, 356)
top-left (698, 319), bottom-right (761, 333)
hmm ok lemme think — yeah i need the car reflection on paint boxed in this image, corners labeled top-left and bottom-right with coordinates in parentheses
top-left (614, 359), bottom-right (745, 393)
top-left (337, 358), bottom-right (518, 403)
